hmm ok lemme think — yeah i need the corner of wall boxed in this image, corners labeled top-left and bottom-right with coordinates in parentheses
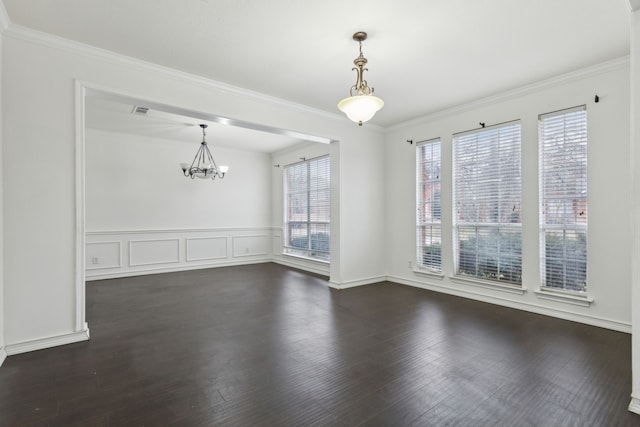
top-left (0, 0), bottom-right (6, 366)
top-left (0, 1), bottom-right (9, 34)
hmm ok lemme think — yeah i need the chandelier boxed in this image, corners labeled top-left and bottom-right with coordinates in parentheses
top-left (338, 31), bottom-right (384, 126)
top-left (180, 124), bottom-right (229, 180)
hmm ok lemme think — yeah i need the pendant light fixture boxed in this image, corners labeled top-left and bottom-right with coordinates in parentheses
top-left (338, 31), bottom-right (384, 126)
top-left (180, 124), bottom-right (229, 180)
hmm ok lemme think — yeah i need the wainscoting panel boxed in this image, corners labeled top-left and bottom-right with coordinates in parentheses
top-left (232, 235), bottom-right (269, 258)
top-left (86, 228), bottom-right (274, 280)
top-left (129, 239), bottom-right (180, 267)
top-left (86, 241), bottom-right (121, 270)
top-left (186, 237), bottom-right (228, 262)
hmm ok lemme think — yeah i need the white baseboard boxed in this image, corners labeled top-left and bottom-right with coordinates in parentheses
top-left (5, 328), bottom-right (90, 356)
top-left (329, 275), bottom-right (386, 290)
top-left (272, 256), bottom-right (329, 277)
top-left (629, 396), bottom-right (640, 414)
top-left (0, 347), bottom-right (6, 367)
top-left (86, 258), bottom-right (270, 281)
top-left (388, 275), bottom-right (631, 333)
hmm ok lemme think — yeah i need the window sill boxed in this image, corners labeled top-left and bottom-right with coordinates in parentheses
top-left (450, 275), bottom-right (526, 295)
top-left (413, 268), bottom-right (444, 280)
top-left (534, 289), bottom-right (593, 307)
top-left (282, 253), bottom-right (330, 265)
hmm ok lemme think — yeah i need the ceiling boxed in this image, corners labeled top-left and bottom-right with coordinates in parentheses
top-left (3, 0), bottom-right (632, 128)
top-left (84, 93), bottom-right (315, 154)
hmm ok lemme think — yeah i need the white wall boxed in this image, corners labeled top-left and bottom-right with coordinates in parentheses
top-left (85, 129), bottom-right (271, 230)
top-left (2, 26), bottom-right (386, 350)
top-left (629, 6), bottom-right (640, 415)
top-left (84, 128), bottom-right (274, 279)
top-left (0, 6), bottom-right (6, 366)
top-left (270, 142), bottom-right (333, 276)
top-left (385, 60), bottom-right (632, 332)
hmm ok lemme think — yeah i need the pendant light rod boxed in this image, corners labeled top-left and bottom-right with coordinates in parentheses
top-left (350, 32), bottom-right (373, 97)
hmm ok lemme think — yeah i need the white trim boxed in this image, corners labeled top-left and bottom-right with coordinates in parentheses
top-left (272, 256), bottom-right (330, 277)
top-left (85, 241), bottom-right (122, 270)
top-left (185, 236), bottom-right (228, 262)
top-left (129, 238), bottom-right (180, 267)
top-left (74, 80), bottom-right (87, 333)
top-left (3, 24), bottom-right (375, 132)
top-left (5, 329), bottom-right (90, 356)
top-left (534, 289), bottom-right (594, 307)
top-left (388, 275), bottom-right (630, 333)
top-left (329, 276), bottom-right (386, 290)
top-left (629, 396), bottom-right (640, 414)
top-left (86, 226), bottom-right (275, 235)
top-left (413, 269), bottom-right (444, 280)
top-left (386, 56), bottom-right (630, 132)
top-left (450, 275), bottom-right (527, 296)
top-left (0, 347), bottom-right (6, 367)
top-left (231, 235), bottom-right (269, 258)
top-left (0, 1), bottom-right (9, 33)
top-left (282, 252), bottom-right (330, 265)
top-left (86, 259), bottom-right (270, 281)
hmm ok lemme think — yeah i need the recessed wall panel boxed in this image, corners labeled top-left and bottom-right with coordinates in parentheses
top-left (186, 237), bottom-right (228, 262)
top-left (129, 239), bottom-right (180, 266)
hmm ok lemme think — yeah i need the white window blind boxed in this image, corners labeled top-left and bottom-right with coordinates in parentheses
top-left (539, 106), bottom-right (587, 292)
top-left (284, 155), bottom-right (330, 261)
top-left (416, 139), bottom-right (442, 272)
top-left (453, 121), bottom-right (522, 285)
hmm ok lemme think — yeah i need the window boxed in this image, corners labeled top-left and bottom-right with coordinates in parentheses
top-left (284, 155), bottom-right (330, 261)
top-left (453, 121), bottom-right (522, 285)
top-left (416, 139), bottom-right (442, 272)
top-left (539, 106), bottom-right (587, 292)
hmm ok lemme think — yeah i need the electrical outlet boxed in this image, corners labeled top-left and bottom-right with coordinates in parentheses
top-left (92, 257), bottom-right (99, 265)
top-left (408, 260), bottom-right (412, 268)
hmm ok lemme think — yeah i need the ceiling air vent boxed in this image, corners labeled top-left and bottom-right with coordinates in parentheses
top-left (132, 106), bottom-right (149, 115)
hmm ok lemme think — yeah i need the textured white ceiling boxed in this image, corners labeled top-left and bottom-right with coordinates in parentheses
top-left (3, 0), bottom-right (632, 127)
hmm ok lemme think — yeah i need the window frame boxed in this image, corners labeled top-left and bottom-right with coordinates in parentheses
top-left (452, 121), bottom-right (523, 287)
top-left (416, 138), bottom-right (442, 273)
top-left (538, 105), bottom-right (588, 294)
top-left (283, 155), bottom-right (330, 262)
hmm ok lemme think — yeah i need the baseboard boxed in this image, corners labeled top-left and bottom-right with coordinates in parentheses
top-left (272, 256), bottom-right (330, 277)
top-left (86, 258), bottom-right (271, 281)
top-left (5, 328), bottom-right (90, 356)
top-left (0, 347), bottom-right (6, 367)
top-left (329, 275), bottom-right (387, 290)
top-left (388, 275), bottom-right (631, 333)
top-left (629, 396), bottom-right (640, 414)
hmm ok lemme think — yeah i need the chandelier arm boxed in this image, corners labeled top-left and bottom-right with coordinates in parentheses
top-left (203, 143), bottom-right (219, 173)
top-left (189, 144), bottom-right (204, 174)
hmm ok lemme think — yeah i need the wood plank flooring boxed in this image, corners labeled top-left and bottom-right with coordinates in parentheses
top-left (0, 263), bottom-right (638, 426)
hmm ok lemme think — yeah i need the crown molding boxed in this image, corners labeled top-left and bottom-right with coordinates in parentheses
top-left (3, 23), bottom-right (370, 128)
top-left (0, 1), bottom-right (10, 33)
top-left (385, 55), bottom-right (630, 133)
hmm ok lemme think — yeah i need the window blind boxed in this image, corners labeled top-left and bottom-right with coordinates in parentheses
top-left (284, 155), bottom-right (330, 261)
top-left (453, 121), bottom-right (522, 285)
top-left (539, 106), bottom-right (587, 292)
top-left (416, 139), bottom-right (442, 272)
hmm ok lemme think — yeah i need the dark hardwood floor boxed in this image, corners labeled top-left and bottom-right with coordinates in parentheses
top-left (1, 263), bottom-right (638, 426)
